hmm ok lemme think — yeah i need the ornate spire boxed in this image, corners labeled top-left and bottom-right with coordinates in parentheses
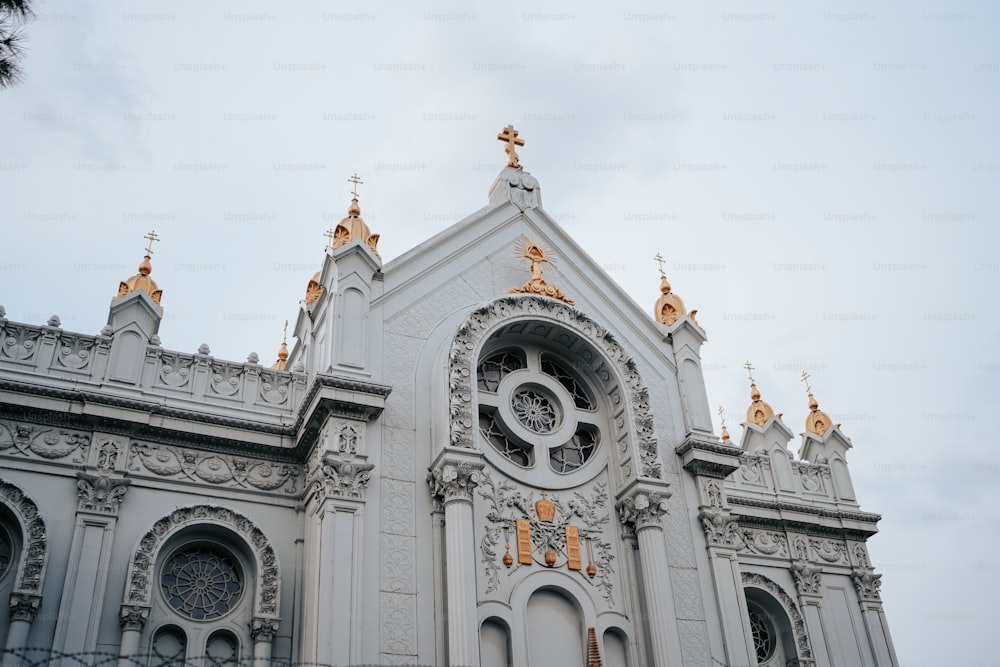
top-left (329, 173), bottom-right (380, 259)
top-left (509, 238), bottom-right (574, 305)
top-left (115, 230), bottom-right (163, 306)
top-left (743, 362), bottom-right (775, 426)
top-left (497, 124), bottom-right (525, 168)
top-left (801, 371), bottom-right (833, 436)
top-left (652, 253), bottom-right (688, 326)
top-left (271, 320), bottom-right (289, 370)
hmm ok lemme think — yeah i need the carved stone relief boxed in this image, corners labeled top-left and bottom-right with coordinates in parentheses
top-left (698, 507), bottom-right (743, 549)
top-left (119, 604), bottom-right (150, 631)
top-left (128, 443), bottom-right (300, 494)
top-left (851, 569), bottom-right (882, 602)
top-left (0, 421), bottom-right (90, 463)
top-left (55, 333), bottom-right (97, 371)
top-left (0, 479), bottom-right (47, 594)
top-left (156, 352), bottom-right (193, 388)
top-left (9, 592), bottom-right (42, 621)
top-left (791, 562), bottom-right (823, 597)
top-left (1, 325), bottom-right (41, 362)
top-left (809, 538), bottom-right (848, 565)
top-left (447, 295), bottom-right (663, 479)
top-left (739, 529), bottom-right (788, 558)
top-left (209, 361), bottom-right (244, 397)
top-left (258, 369), bottom-right (292, 405)
top-left (428, 461), bottom-right (483, 504)
top-left (306, 453), bottom-right (374, 501)
top-left (124, 505), bottom-right (279, 619)
top-left (742, 572), bottom-right (815, 666)
top-left (76, 472), bottom-right (129, 515)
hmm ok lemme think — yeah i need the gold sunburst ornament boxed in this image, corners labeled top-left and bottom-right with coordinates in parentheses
top-left (509, 237), bottom-right (574, 305)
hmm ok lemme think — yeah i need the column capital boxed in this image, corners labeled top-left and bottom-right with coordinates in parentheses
top-left (791, 561), bottom-right (824, 599)
top-left (617, 489), bottom-right (669, 531)
top-left (119, 604), bottom-right (150, 631)
top-left (851, 568), bottom-right (882, 603)
top-left (428, 459), bottom-right (484, 504)
top-left (697, 506), bottom-right (743, 549)
top-left (307, 452), bottom-right (374, 503)
top-left (250, 617), bottom-right (280, 643)
top-left (9, 593), bottom-right (42, 622)
top-left (76, 471), bottom-right (130, 516)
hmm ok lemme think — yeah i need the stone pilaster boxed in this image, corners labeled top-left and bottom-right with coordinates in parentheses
top-left (251, 617), bottom-right (280, 667)
top-left (617, 482), bottom-right (683, 667)
top-left (5, 593), bottom-right (42, 667)
top-left (791, 563), bottom-right (832, 667)
top-left (851, 566), bottom-right (898, 666)
top-left (428, 454), bottom-right (484, 667)
top-left (117, 605), bottom-right (149, 667)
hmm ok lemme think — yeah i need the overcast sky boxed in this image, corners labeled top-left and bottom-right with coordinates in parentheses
top-left (1, 0), bottom-right (997, 663)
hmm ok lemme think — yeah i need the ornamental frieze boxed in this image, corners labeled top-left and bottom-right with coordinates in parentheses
top-left (0, 421), bottom-right (90, 463)
top-left (477, 470), bottom-right (615, 604)
top-left (128, 442), bottom-right (300, 494)
top-left (739, 529), bottom-right (788, 558)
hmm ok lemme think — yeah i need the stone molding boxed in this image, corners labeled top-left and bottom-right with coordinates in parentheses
top-left (118, 604), bottom-right (150, 631)
top-left (124, 505), bottom-right (280, 619)
top-left (9, 592), bottom-right (42, 622)
top-left (447, 295), bottom-right (663, 480)
top-left (428, 460), bottom-right (484, 504)
top-left (0, 479), bottom-right (47, 594)
top-left (76, 472), bottom-right (130, 515)
top-left (742, 572), bottom-right (815, 666)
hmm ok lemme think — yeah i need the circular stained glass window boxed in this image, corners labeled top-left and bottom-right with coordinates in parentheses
top-left (161, 546), bottom-right (242, 621)
top-left (511, 390), bottom-right (557, 433)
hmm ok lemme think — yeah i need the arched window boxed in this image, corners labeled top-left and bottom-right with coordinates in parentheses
top-left (149, 626), bottom-right (186, 667)
top-left (476, 337), bottom-right (611, 487)
top-left (744, 590), bottom-right (798, 667)
top-left (205, 630), bottom-right (240, 666)
top-left (0, 518), bottom-right (20, 647)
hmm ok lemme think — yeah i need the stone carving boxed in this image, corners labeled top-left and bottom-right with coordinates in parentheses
top-left (0, 421), bottom-right (90, 462)
top-left (851, 569), bottom-right (882, 602)
top-left (125, 505), bottom-right (280, 618)
top-left (0, 479), bottom-right (46, 594)
top-left (55, 333), bottom-right (96, 371)
top-left (809, 538), bottom-right (847, 564)
top-left (1, 324), bottom-right (41, 361)
top-left (448, 295), bottom-right (662, 479)
top-left (251, 617), bottom-right (280, 642)
top-left (477, 470), bottom-right (616, 603)
top-left (128, 443), bottom-right (300, 494)
top-left (739, 529), bottom-right (788, 557)
top-left (76, 472), bottom-right (130, 515)
top-left (852, 543), bottom-right (872, 569)
top-left (791, 562), bottom-right (823, 597)
top-left (742, 572), bottom-right (815, 666)
top-left (618, 491), bottom-right (670, 531)
top-left (796, 463), bottom-right (823, 492)
top-left (258, 369), bottom-right (292, 405)
top-left (308, 454), bottom-right (374, 501)
top-left (791, 535), bottom-right (810, 562)
top-left (119, 604), bottom-right (150, 631)
top-left (428, 461), bottom-right (483, 504)
top-left (739, 455), bottom-right (764, 484)
top-left (338, 423), bottom-right (360, 454)
top-left (9, 592), bottom-right (42, 622)
top-left (96, 439), bottom-right (122, 471)
top-left (698, 507), bottom-right (743, 548)
top-left (209, 361), bottom-right (244, 397)
top-left (703, 479), bottom-right (723, 508)
top-left (157, 352), bottom-right (194, 388)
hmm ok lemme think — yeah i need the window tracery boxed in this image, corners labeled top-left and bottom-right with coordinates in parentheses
top-left (749, 608), bottom-right (776, 663)
top-left (160, 546), bottom-right (243, 621)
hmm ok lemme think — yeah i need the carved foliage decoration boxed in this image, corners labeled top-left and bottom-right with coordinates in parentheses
top-left (791, 562), bottom-right (823, 597)
top-left (477, 470), bottom-right (616, 603)
top-left (809, 538), bottom-right (848, 565)
top-left (851, 570), bottom-right (882, 602)
top-left (1, 324), bottom-right (41, 361)
top-left (76, 472), bottom-right (130, 515)
top-left (307, 453), bottom-right (374, 501)
top-left (157, 352), bottom-right (194, 388)
top-left (125, 505), bottom-right (279, 618)
top-left (119, 604), bottom-right (150, 631)
top-left (428, 461), bottom-right (483, 504)
top-left (618, 491), bottom-right (669, 532)
top-left (55, 333), bottom-right (97, 371)
top-left (9, 593), bottom-right (42, 621)
top-left (0, 479), bottom-right (47, 594)
top-left (739, 529), bottom-right (788, 558)
top-left (210, 362), bottom-right (244, 397)
top-left (258, 369), bottom-right (292, 405)
top-left (448, 295), bottom-right (662, 479)
top-left (128, 443), bottom-right (300, 494)
top-left (698, 507), bottom-right (742, 548)
top-left (742, 572), bottom-right (815, 666)
top-left (0, 421), bottom-right (90, 463)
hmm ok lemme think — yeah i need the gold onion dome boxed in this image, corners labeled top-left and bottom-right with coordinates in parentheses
top-left (304, 271), bottom-right (323, 305)
top-left (654, 275), bottom-right (688, 325)
top-left (272, 321), bottom-right (289, 370)
top-left (116, 232), bottom-right (163, 305)
top-left (331, 194), bottom-right (380, 259)
top-left (746, 382), bottom-right (775, 426)
top-left (805, 392), bottom-right (833, 436)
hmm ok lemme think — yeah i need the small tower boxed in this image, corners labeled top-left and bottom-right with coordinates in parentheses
top-left (329, 173), bottom-right (380, 259)
top-left (798, 372), bottom-right (858, 503)
top-left (739, 364), bottom-right (797, 492)
top-left (106, 231), bottom-right (165, 384)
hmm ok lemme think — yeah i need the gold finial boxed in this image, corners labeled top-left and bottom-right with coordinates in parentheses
top-left (802, 371), bottom-right (833, 436)
top-left (497, 124), bottom-right (525, 168)
top-left (653, 254), bottom-right (688, 325)
top-left (744, 365), bottom-right (775, 426)
top-left (271, 320), bottom-right (289, 370)
top-left (329, 173), bottom-right (380, 259)
top-left (510, 238), bottom-right (575, 304)
top-left (115, 231), bottom-right (163, 305)
top-left (718, 406), bottom-right (730, 441)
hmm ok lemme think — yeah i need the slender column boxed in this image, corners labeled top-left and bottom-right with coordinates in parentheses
top-left (251, 618), bottom-right (279, 667)
top-left (852, 570), bottom-right (898, 666)
top-left (791, 562), bottom-right (832, 667)
top-left (117, 605), bottom-right (148, 667)
top-left (618, 489), bottom-right (683, 667)
top-left (429, 458), bottom-right (483, 667)
top-left (4, 594), bottom-right (41, 667)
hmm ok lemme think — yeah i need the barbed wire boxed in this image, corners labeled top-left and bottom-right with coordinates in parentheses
top-left (0, 648), bottom-right (435, 667)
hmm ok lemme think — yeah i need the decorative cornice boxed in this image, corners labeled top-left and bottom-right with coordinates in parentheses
top-left (76, 472), bottom-right (130, 515)
top-left (617, 491), bottom-right (669, 532)
top-left (676, 436), bottom-right (743, 479)
top-left (728, 496), bottom-right (881, 525)
top-left (119, 604), bottom-right (150, 631)
top-left (447, 295), bottom-right (663, 480)
top-left (428, 460), bottom-right (484, 504)
top-left (251, 617), bottom-right (281, 643)
top-left (9, 592), bottom-right (42, 622)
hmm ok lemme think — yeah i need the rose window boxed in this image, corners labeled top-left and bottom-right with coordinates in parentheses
top-left (161, 546), bottom-right (243, 621)
top-left (476, 346), bottom-right (602, 476)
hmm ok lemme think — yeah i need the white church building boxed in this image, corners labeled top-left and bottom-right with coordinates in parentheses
top-left (0, 128), bottom-right (896, 666)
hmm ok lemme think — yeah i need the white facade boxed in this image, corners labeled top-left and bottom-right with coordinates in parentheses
top-left (0, 164), bottom-right (896, 666)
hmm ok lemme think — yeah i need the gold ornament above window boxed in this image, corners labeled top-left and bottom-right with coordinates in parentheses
top-left (509, 238), bottom-right (574, 305)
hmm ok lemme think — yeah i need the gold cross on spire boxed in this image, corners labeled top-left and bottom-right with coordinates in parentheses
top-left (717, 405), bottom-right (727, 427)
top-left (744, 361), bottom-right (755, 383)
top-left (654, 253), bottom-right (666, 277)
top-left (143, 230), bottom-right (160, 256)
top-left (497, 124), bottom-right (525, 168)
top-left (348, 173), bottom-right (363, 199)
top-left (801, 370), bottom-right (812, 394)
top-left (323, 228), bottom-right (337, 249)
top-left (282, 319), bottom-right (288, 343)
